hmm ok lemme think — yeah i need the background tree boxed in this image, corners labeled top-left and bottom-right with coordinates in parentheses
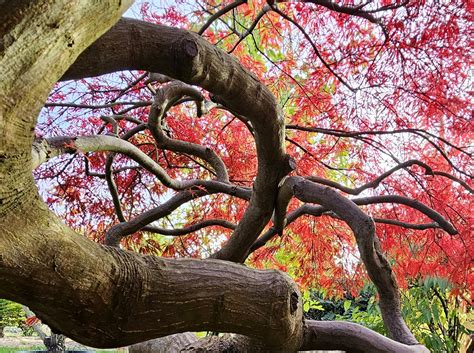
top-left (0, 0), bottom-right (471, 352)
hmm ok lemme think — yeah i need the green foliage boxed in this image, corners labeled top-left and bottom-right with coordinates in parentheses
top-left (303, 278), bottom-right (471, 352)
top-left (0, 299), bottom-right (35, 337)
top-left (0, 299), bottom-right (26, 333)
top-left (303, 285), bottom-right (386, 334)
top-left (401, 277), bottom-right (470, 353)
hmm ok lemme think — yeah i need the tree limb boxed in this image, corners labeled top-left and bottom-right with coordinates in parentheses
top-left (301, 320), bottom-right (428, 352)
top-left (63, 17), bottom-right (295, 262)
top-left (142, 219), bottom-right (236, 236)
top-left (106, 183), bottom-right (250, 246)
top-left (148, 81), bottom-right (229, 182)
top-left (198, 0), bottom-right (247, 36)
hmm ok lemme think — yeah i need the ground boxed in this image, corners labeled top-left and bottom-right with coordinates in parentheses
top-left (0, 337), bottom-right (124, 352)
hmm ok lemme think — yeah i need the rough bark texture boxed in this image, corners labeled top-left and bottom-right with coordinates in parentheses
top-left (0, 2), bottom-right (302, 351)
top-left (301, 321), bottom-right (429, 353)
top-left (0, 205), bottom-right (302, 349)
top-left (0, 2), bottom-right (429, 352)
top-left (129, 333), bottom-right (198, 353)
top-left (63, 18), bottom-right (295, 263)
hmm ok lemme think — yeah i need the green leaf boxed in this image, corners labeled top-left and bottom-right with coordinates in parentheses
top-left (431, 303), bottom-right (440, 323)
top-left (311, 304), bottom-right (324, 311)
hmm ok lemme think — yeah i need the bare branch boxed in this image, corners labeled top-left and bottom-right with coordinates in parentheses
top-left (250, 204), bottom-right (443, 255)
top-left (228, 5), bottom-right (271, 54)
top-left (372, 218), bottom-right (441, 230)
top-left (106, 190), bottom-right (207, 246)
top-left (284, 176), bottom-right (417, 344)
top-left (306, 160), bottom-right (432, 194)
top-left (271, 5), bottom-right (356, 91)
top-left (105, 182), bottom-right (251, 247)
top-left (198, 0), bottom-right (247, 36)
top-left (307, 159), bottom-right (473, 195)
top-left (350, 195), bottom-right (458, 235)
top-left (105, 153), bottom-right (126, 222)
top-left (143, 219), bottom-right (236, 236)
top-left (302, 320), bottom-right (428, 352)
top-left (44, 101), bottom-right (151, 110)
top-left (149, 81), bottom-right (229, 182)
top-left (40, 135), bottom-right (219, 191)
top-left (287, 124), bottom-right (473, 179)
top-left (301, 0), bottom-right (409, 41)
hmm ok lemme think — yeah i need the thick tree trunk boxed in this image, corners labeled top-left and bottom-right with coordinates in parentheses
top-left (0, 2), bottom-right (428, 352)
top-left (0, 2), bottom-right (302, 351)
top-left (1, 203), bottom-right (302, 348)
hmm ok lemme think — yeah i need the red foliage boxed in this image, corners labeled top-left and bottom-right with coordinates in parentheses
top-left (36, 0), bottom-right (472, 299)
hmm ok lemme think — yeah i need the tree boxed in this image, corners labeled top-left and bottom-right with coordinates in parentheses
top-left (0, 0), bottom-right (471, 352)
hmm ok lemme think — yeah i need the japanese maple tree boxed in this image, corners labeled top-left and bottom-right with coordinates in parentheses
top-left (0, 0), bottom-right (472, 352)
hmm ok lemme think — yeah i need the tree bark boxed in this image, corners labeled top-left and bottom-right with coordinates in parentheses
top-left (129, 333), bottom-right (198, 353)
top-left (0, 2), bottom-right (302, 351)
top-left (0, 2), bottom-right (428, 352)
top-left (63, 18), bottom-right (295, 262)
top-left (301, 321), bottom-right (429, 353)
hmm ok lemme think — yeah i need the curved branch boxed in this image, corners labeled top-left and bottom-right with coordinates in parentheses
top-left (350, 195), bottom-right (457, 235)
top-left (249, 204), bottom-right (443, 255)
top-left (228, 5), bottom-right (271, 54)
top-left (198, 0), bottom-right (247, 36)
top-left (149, 81), bottom-right (229, 182)
top-left (64, 18), bottom-right (294, 262)
top-left (43, 135), bottom-right (191, 190)
top-left (143, 219), bottom-right (236, 236)
top-left (271, 186), bottom-right (457, 241)
top-left (306, 159), bottom-right (434, 195)
top-left (106, 183), bottom-right (250, 247)
top-left (360, 217), bottom-right (440, 231)
top-left (301, 320), bottom-right (428, 353)
top-left (153, 318), bottom-right (429, 352)
top-left (285, 176), bottom-right (417, 344)
top-left (44, 101), bottom-right (151, 109)
top-left (104, 124), bottom-right (148, 223)
top-left (307, 159), bottom-right (473, 195)
top-left (433, 170), bottom-right (473, 193)
top-left (105, 152), bottom-right (126, 222)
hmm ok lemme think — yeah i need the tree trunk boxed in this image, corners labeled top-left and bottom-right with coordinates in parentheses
top-left (0, 1), bottom-right (429, 352)
top-left (0, 4), bottom-right (303, 352)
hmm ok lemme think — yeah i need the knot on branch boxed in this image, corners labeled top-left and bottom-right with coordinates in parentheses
top-left (280, 154), bottom-right (297, 178)
top-left (173, 35), bottom-right (199, 79)
top-left (290, 291), bottom-right (299, 314)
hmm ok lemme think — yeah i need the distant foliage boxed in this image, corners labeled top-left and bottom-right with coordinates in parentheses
top-left (304, 277), bottom-right (472, 352)
top-left (0, 299), bottom-right (27, 336)
top-left (36, 0), bottom-right (472, 312)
